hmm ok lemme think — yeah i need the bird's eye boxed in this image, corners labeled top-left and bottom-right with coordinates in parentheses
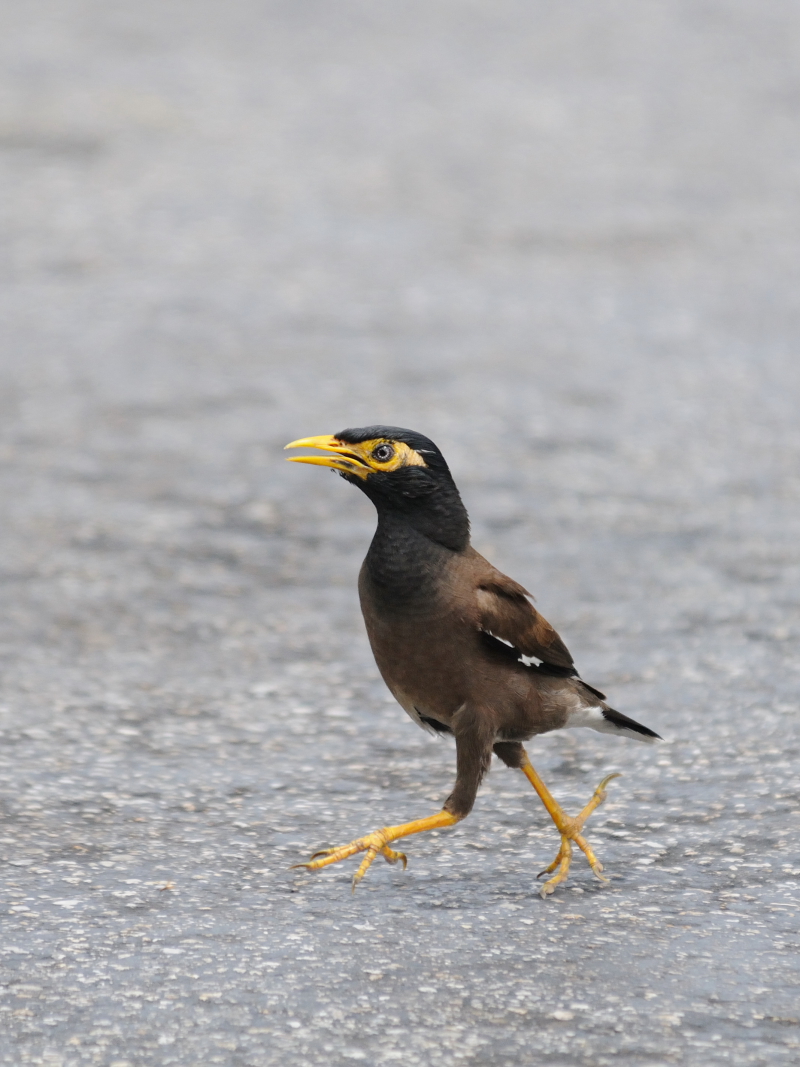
top-left (372, 443), bottom-right (395, 463)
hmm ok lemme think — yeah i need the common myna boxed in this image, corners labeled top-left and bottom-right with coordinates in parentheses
top-left (285, 426), bottom-right (660, 896)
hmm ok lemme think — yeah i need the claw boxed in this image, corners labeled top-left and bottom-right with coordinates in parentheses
top-left (589, 772), bottom-right (622, 805)
top-left (290, 846), bottom-right (347, 870)
top-left (380, 846), bottom-right (408, 869)
top-left (537, 836), bottom-right (573, 897)
top-left (537, 839), bottom-right (568, 880)
top-left (520, 758), bottom-right (621, 897)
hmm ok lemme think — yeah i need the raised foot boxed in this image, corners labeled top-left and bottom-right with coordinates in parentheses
top-left (536, 772), bottom-right (621, 898)
top-left (292, 829), bottom-right (408, 890)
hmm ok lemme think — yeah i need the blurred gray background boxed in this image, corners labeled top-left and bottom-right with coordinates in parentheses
top-left (1, 2), bottom-right (799, 1064)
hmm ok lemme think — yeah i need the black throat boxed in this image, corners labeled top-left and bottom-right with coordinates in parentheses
top-left (361, 481), bottom-right (470, 608)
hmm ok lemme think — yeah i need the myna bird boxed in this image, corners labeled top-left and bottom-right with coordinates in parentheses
top-left (285, 426), bottom-right (661, 896)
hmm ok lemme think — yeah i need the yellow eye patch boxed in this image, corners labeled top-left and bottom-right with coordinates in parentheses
top-left (363, 439), bottom-right (428, 472)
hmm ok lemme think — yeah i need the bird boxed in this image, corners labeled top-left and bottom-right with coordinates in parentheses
top-left (284, 426), bottom-right (661, 896)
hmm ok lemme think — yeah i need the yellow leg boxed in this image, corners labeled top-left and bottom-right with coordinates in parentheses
top-left (519, 749), bottom-right (620, 898)
top-left (292, 810), bottom-right (460, 890)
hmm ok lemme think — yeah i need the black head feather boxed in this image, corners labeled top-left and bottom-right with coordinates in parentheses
top-left (334, 425), bottom-right (469, 551)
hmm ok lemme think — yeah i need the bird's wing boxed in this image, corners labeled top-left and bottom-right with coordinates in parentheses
top-left (474, 566), bottom-right (576, 672)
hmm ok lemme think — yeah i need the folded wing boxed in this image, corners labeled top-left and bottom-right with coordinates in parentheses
top-left (474, 567), bottom-right (575, 672)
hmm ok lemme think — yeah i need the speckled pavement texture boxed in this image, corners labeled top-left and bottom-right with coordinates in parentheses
top-left (1, 2), bottom-right (799, 1064)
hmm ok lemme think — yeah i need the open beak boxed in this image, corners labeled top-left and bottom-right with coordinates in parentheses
top-left (284, 435), bottom-right (371, 480)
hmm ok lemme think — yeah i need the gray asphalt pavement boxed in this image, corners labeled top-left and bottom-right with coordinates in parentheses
top-left (1, 2), bottom-right (800, 1064)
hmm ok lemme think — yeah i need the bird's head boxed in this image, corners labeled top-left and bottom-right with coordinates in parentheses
top-left (285, 425), bottom-right (450, 494)
top-left (285, 425), bottom-right (469, 548)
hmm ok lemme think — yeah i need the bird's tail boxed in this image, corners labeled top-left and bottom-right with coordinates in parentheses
top-left (568, 699), bottom-right (662, 743)
top-left (597, 706), bottom-right (662, 743)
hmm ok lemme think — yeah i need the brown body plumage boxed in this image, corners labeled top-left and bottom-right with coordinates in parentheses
top-left (286, 425), bottom-right (660, 895)
top-left (362, 545), bottom-right (589, 810)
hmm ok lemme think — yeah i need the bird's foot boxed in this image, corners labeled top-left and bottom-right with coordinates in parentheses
top-left (291, 810), bottom-right (459, 890)
top-left (534, 772), bottom-right (621, 898)
top-left (536, 829), bottom-right (606, 897)
top-left (292, 831), bottom-right (407, 890)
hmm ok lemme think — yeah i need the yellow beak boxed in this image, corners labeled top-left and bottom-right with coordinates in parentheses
top-left (284, 435), bottom-right (371, 479)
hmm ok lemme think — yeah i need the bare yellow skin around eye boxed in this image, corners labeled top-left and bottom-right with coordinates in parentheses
top-left (366, 439), bottom-right (428, 472)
